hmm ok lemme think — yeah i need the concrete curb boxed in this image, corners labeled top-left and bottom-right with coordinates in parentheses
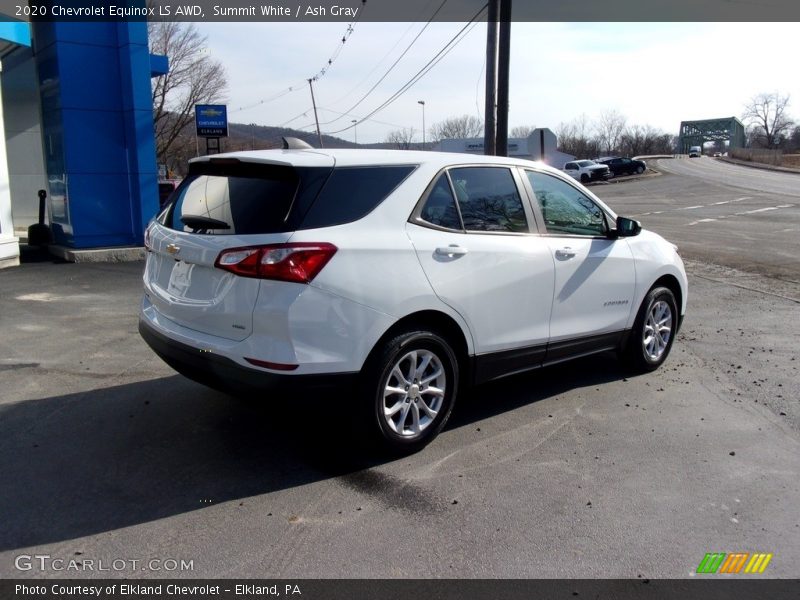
top-left (49, 245), bottom-right (145, 263)
top-left (717, 156), bottom-right (800, 175)
top-left (587, 170), bottom-right (661, 187)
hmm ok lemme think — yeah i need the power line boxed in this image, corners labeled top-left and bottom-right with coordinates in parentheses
top-left (325, 20), bottom-right (420, 107)
top-left (309, 1), bottom-right (366, 82)
top-left (323, 5), bottom-right (487, 136)
top-left (230, 6), bottom-right (365, 116)
top-left (314, 0), bottom-right (450, 127)
top-left (316, 107), bottom-right (411, 130)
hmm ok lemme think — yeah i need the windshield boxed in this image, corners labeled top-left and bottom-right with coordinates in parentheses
top-left (576, 160), bottom-right (596, 167)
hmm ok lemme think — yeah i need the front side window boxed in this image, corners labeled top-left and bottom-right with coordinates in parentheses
top-left (448, 167), bottom-right (528, 233)
top-left (526, 171), bottom-right (607, 236)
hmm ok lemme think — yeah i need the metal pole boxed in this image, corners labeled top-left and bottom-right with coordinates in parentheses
top-left (308, 78), bottom-right (323, 148)
top-left (496, 0), bottom-right (511, 157)
top-left (483, 0), bottom-right (499, 156)
top-left (352, 119), bottom-right (357, 144)
top-left (418, 100), bottom-right (426, 149)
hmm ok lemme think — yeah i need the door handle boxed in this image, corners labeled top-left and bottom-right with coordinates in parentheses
top-left (435, 245), bottom-right (468, 257)
top-left (555, 247), bottom-right (576, 259)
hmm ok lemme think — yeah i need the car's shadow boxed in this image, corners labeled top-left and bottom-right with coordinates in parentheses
top-left (0, 353), bottom-right (627, 551)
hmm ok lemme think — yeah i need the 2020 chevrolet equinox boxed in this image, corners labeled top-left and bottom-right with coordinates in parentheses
top-left (140, 147), bottom-right (687, 452)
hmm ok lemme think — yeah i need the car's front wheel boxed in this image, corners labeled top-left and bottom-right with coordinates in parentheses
top-left (363, 329), bottom-right (459, 453)
top-left (623, 286), bottom-right (678, 372)
top-left (636, 165), bottom-right (645, 174)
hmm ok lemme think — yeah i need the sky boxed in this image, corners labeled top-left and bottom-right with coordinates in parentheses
top-left (195, 21), bottom-right (800, 144)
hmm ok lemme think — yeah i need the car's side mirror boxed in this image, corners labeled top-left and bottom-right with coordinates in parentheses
top-left (614, 216), bottom-right (642, 237)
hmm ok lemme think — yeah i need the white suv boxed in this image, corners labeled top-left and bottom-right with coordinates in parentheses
top-left (140, 148), bottom-right (687, 452)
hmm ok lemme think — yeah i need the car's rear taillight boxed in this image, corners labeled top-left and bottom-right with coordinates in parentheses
top-left (215, 243), bottom-right (337, 283)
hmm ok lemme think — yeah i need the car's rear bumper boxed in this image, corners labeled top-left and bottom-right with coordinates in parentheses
top-left (139, 318), bottom-right (358, 396)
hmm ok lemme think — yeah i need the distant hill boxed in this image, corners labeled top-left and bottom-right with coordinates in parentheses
top-left (227, 122), bottom-right (358, 150)
top-left (225, 122), bottom-right (407, 151)
top-left (161, 117), bottom-right (417, 177)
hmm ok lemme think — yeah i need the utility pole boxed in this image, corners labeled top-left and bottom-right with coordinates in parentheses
top-left (483, 0), bottom-right (499, 156)
top-left (308, 78), bottom-right (323, 148)
top-left (351, 119), bottom-right (357, 144)
top-left (496, 0), bottom-right (511, 157)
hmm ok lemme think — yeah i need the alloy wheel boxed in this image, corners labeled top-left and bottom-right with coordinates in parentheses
top-left (642, 300), bottom-right (673, 361)
top-left (382, 349), bottom-right (446, 437)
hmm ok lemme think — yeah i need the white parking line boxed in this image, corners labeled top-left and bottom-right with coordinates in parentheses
top-left (735, 204), bottom-right (793, 216)
top-left (712, 197), bottom-right (751, 206)
top-left (688, 203), bottom-right (796, 225)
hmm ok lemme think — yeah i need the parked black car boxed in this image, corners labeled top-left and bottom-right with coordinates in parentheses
top-left (597, 157), bottom-right (647, 177)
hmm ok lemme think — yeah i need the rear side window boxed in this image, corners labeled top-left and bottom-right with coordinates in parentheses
top-left (166, 169), bottom-right (299, 235)
top-left (419, 174), bottom-right (462, 230)
top-left (299, 165), bottom-right (415, 230)
top-left (448, 167), bottom-right (528, 233)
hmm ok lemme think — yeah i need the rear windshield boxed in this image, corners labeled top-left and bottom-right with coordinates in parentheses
top-left (164, 165), bottom-right (301, 235)
top-left (161, 162), bottom-right (415, 234)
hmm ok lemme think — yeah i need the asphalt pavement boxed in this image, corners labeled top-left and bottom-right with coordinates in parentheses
top-left (594, 157), bottom-right (800, 281)
top-left (1, 159), bottom-right (798, 578)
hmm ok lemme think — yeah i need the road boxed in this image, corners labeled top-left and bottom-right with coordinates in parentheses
top-left (594, 157), bottom-right (800, 282)
top-left (1, 160), bottom-right (798, 579)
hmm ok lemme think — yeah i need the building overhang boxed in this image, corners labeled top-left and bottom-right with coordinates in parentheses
top-left (0, 20), bottom-right (32, 52)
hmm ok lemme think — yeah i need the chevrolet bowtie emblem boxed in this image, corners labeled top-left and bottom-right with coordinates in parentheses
top-left (166, 244), bottom-right (180, 255)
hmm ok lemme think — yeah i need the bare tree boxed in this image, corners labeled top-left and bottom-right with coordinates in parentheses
top-left (789, 125), bottom-right (800, 152)
top-left (429, 115), bottom-right (484, 141)
top-left (556, 114), bottom-right (599, 158)
top-left (149, 22), bottom-right (228, 169)
top-left (595, 109), bottom-right (627, 154)
top-left (619, 124), bottom-right (674, 157)
top-left (510, 125), bottom-right (536, 138)
top-left (742, 92), bottom-right (794, 148)
top-left (385, 128), bottom-right (417, 150)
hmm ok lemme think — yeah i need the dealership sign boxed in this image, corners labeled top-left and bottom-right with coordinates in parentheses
top-left (195, 104), bottom-right (228, 137)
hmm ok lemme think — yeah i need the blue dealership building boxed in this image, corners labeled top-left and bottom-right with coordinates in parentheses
top-left (0, 15), bottom-right (166, 267)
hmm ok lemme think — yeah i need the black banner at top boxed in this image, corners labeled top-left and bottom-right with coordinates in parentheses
top-left (2, 0), bottom-right (800, 22)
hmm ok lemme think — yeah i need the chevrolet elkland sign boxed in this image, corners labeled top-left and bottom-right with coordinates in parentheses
top-left (195, 104), bottom-right (228, 137)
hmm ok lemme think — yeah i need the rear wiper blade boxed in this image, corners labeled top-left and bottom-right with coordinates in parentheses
top-left (180, 215), bottom-right (230, 230)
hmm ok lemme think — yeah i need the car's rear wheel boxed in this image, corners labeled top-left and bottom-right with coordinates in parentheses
top-left (362, 329), bottom-right (458, 453)
top-left (623, 286), bottom-right (678, 372)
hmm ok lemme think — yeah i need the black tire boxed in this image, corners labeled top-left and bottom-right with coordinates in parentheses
top-left (580, 173), bottom-right (590, 183)
top-left (361, 329), bottom-right (459, 453)
top-left (636, 165), bottom-right (645, 174)
top-left (623, 286), bottom-right (678, 373)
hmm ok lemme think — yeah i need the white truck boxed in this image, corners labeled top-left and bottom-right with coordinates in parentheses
top-left (689, 146), bottom-right (702, 158)
top-left (563, 160), bottom-right (611, 183)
